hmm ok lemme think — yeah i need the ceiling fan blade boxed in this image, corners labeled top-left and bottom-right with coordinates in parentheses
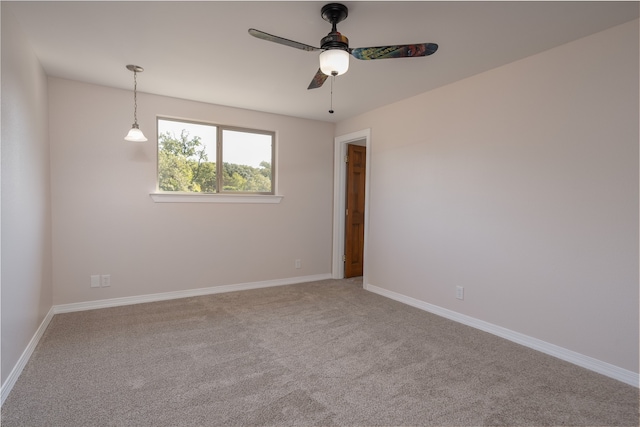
top-left (307, 69), bottom-right (328, 90)
top-left (351, 43), bottom-right (438, 60)
top-left (248, 28), bottom-right (320, 52)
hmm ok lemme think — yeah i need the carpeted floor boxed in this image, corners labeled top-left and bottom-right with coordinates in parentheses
top-left (2, 278), bottom-right (638, 426)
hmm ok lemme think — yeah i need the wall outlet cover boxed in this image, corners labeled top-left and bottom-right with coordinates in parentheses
top-left (90, 275), bottom-right (101, 288)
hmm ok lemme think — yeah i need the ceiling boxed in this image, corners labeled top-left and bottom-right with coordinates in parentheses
top-left (5, 1), bottom-right (638, 123)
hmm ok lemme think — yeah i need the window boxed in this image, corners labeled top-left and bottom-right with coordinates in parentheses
top-left (157, 117), bottom-right (275, 195)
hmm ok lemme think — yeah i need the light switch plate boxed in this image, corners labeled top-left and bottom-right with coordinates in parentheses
top-left (101, 274), bottom-right (111, 287)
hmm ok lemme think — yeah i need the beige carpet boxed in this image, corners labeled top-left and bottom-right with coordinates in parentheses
top-left (2, 278), bottom-right (638, 426)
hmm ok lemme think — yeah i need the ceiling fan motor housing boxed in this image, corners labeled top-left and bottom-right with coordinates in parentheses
top-left (321, 32), bottom-right (349, 51)
top-left (321, 3), bottom-right (349, 51)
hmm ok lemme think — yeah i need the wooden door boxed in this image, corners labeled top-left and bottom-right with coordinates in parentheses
top-left (344, 144), bottom-right (366, 278)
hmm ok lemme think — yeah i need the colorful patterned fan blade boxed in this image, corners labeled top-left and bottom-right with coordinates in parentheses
top-left (351, 43), bottom-right (438, 60)
top-left (249, 28), bottom-right (321, 52)
top-left (307, 69), bottom-right (328, 90)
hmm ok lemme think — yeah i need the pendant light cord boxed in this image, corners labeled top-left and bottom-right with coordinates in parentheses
top-left (133, 70), bottom-right (139, 125)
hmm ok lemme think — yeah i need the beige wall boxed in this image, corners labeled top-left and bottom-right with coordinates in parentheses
top-left (337, 20), bottom-right (639, 373)
top-left (1, 7), bottom-right (53, 385)
top-left (48, 78), bottom-right (335, 305)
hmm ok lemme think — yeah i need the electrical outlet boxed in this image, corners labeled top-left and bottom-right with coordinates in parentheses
top-left (295, 259), bottom-right (301, 269)
top-left (456, 286), bottom-right (464, 300)
top-left (101, 274), bottom-right (111, 287)
top-left (90, 275), bottom-right (101, 288)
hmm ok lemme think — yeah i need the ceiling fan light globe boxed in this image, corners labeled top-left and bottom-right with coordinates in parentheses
top-left (320, 49), bottom-right (349, 76)
top-left (125, 125), bottom-right (148, 142)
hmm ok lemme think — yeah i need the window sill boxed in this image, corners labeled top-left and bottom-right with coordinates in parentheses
top-left (150, 193), bottom-right (284, 204)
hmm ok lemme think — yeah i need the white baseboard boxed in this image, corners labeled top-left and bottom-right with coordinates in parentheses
top-left (53, 273), bottom-right (332, 314)
top-left (365, 283), bottom-right (639, 388)
top-left (1, 307), bottom-right (55, 406)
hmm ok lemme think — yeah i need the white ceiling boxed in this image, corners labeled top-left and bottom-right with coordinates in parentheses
top-left (5, 1), bottom-right (639, 123)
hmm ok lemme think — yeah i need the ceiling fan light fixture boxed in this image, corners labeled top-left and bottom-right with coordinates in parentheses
top-left (320, 49), bottom-right (349, 76)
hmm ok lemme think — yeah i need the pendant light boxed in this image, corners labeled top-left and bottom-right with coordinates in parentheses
top-left (124, 65), bottom-right (147, 142)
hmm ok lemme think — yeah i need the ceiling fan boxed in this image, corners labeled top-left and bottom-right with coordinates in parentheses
top-left (249, 2), bottom-right (438, 90)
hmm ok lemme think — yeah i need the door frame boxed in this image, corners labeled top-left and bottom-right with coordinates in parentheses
top-left (332, 129), bottom-right (371, 281)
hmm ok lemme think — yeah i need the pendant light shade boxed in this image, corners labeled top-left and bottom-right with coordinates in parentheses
top-left (124, 65), bottom-right (147, 142)
top-left (125, 125), bottom-right (147, 142)
top-left (125, 124), bottom-right (147, 142)
top-left (320, 49), bottom-right (349, 76)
